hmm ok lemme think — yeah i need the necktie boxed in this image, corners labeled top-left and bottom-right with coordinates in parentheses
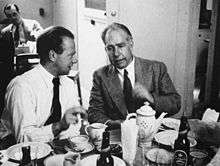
top-left (44, 77), bottom-right (62, 125)
top-left (14, 26), bottom-right (19, 47)
top-left (123, 69), bottom-right (134, 113)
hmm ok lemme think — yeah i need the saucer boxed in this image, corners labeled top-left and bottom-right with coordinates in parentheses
top-left (65, 142), bottom-right (94, 154)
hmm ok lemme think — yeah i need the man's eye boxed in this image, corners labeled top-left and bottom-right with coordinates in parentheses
top-left (12, 13), bottom-right (17, 17)
top-left (117, 43), bottom-right (126, 48)
top-left (106, 45), bottom-right (114, 51)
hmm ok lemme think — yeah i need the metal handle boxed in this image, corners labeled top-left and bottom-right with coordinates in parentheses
top-left (111, 11), bottom-right (117, 17)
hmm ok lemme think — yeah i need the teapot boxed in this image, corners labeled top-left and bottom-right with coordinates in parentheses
top-left (127, 102), bottom-right (167, 145)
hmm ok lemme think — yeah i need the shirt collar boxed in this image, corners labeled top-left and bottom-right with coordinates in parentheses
top-left (37, 64), bottom-right (56, 88)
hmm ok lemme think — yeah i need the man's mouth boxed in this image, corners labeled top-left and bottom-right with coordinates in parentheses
top-left (115, 59), bottom-right (125, 64)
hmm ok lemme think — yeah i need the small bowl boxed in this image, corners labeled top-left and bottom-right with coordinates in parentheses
top-left (70, 135), bottom-right (89, 144)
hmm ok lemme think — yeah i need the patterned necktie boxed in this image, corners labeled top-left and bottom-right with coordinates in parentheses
top-left (44, 77), bottom-right (62, 125)
top-left (123, 69), bottom-right (134, 113)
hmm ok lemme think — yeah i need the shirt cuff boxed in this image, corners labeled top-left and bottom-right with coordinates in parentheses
top-left (104, 120), bottom-right (111, 126)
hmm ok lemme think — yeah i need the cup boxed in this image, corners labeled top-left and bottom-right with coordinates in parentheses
top-left (190, 149), bottom-right (209, 166)
top-left (85, 123), bottom-right (107, 149)
top-left (70, 135), bottom-right (89, 145)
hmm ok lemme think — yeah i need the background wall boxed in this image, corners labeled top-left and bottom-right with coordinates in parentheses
top-left (0, 0), bottom-right (53, 29)
top-left (53, 0), bottom-right (78, 70)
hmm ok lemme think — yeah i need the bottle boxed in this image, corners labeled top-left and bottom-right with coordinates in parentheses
top-left (20, 146), bottom-right (32, 166)
top-left (96, 130), bottom-right (114, 166)
top-left (172, 116), bottom-right (191, 166)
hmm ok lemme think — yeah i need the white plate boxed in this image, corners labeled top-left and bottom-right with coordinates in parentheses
top-left (162, 118), bottom-right (180, 131)
top-left (154, 130), bottom-right (197, 148)
top-left (44, 154), bottom-right (64, 166)
top-left (81, 154), bottom-right (126, 166)
top-left (65, 142), bottom-right (94, 154)
top-left (6, 142), bottom-right (52, 160)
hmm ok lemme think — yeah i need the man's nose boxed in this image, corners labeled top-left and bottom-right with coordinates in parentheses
top-left (114, 46), bottom-right (120, 57)
top-left (72, 57), bottom-right (78, 64)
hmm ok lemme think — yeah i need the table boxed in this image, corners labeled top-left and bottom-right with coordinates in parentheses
top-left (1, 119), bottom-right (219, 166)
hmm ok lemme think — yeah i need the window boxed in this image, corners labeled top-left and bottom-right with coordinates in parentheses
top-left (85, 0), bottom-right (106, 11)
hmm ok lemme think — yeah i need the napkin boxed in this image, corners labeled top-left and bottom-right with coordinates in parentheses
top-left (202, 108), bottom-right (219, 123)
top-left (121, 115), bottom-right (138, 165)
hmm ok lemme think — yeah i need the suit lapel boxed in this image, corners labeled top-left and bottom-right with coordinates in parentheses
top-left (135, 57), bottom-right (154, 92)
top-left (105, 66), bottom-right (128, 118)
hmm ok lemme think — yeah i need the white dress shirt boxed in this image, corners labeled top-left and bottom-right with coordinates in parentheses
top-left (117, 58), bottom-right (135, 88)
top-left (1, 64), bottom-right (81, 143)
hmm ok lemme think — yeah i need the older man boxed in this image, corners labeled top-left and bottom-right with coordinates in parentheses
top-left (88, 23), bottom-right (181, 128)
top-left (1, 26), bottom-right (85, 143)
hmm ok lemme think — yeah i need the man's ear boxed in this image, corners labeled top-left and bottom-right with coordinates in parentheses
top-left (49, 50), bottom-right (56, 62)
top-left (129, 39), bottom-right (134, 47)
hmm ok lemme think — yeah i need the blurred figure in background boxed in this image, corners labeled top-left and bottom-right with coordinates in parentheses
top-left (0, 3), bottom-right (43, 116)
top-left (1, 3), bottom-right (43, 48)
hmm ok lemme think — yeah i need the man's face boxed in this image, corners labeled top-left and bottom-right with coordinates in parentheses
top-left (105, 29), bottom-right (133, 69)
top-left (54, 37), bottom-right (77, 76)
top-left (4, 6), bottom-right (21, 24)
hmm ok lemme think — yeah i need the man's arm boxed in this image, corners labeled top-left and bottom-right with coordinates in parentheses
top-left (189, 119), bottom-right (220, 146)
top-left (87, 71), bottom-right (111, 124)
top-left (151, 62), bottom-right (181, 115)
top-left (4, 79), bottom-right (55, 142)
top-left (29, 20), bottom-right (43, 40)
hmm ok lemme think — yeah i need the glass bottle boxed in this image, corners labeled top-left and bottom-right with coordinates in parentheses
top-left (20, 146), bottom-right (32, 166)
top-left (96, 130), bottom-right (114, 166)
top-left (172, 116), bottom-right (192, 166)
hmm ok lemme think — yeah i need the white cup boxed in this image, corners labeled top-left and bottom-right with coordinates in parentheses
top-left (85, 123), bottom-right (107, 149)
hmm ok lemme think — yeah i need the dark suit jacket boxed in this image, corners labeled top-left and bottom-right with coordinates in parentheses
top-left (88, 57), bottom-right (181, 124)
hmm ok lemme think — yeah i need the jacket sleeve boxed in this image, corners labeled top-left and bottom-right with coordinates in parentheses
top-left (189, 119), bottom-right (220, 146)
top-left (87, 71), bottom-right (110, 124)
top-left (152, 62), bottom-right (181, 115)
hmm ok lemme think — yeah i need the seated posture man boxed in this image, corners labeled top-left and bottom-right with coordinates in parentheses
top-left (1, 3), bottom-right (43, 47)
top-left (88, 23), bottom-right (181, 128)
top-left (0, 4), bottom-right (43, 114)
top-left (1, 26), bottom-right (86, 143)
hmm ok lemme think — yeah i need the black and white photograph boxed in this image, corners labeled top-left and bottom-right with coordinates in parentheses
top-left (0, 0), bottom-right (220, 165)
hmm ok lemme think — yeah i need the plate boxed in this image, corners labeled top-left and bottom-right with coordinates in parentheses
top-left (154, 130), bottom-right (197, 148)
top-left (65, 142), bottom-right (94, 154)
top-left (145, 148), bottom-right (173, 164)
top-left (81, 154), bottom-right (126, 166)
top-left (44, 154), bottom-right (64, 166)
top-left (162, 118), bottom-right (180, 131)
top-left (6, 142), bottom-right (52, 160)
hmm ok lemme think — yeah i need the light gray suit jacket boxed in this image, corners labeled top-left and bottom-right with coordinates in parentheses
top-left (88, 57), bottom-right (181, 124)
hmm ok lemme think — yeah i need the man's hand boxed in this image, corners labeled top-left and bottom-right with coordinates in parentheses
top-left (133, 82), bottom-right (154, 104)
top-left (52, 106), bottom-right (87, 136)
top-left (61, 106), bottom-right (87, 129)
